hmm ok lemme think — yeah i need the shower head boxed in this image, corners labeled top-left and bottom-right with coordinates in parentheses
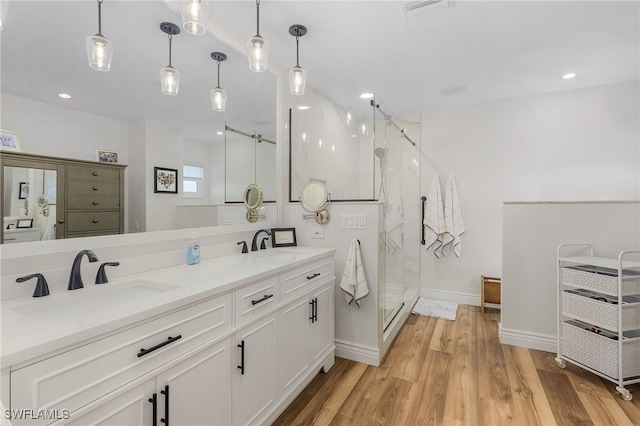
top-left (375, 147), bottom-right (386, 159)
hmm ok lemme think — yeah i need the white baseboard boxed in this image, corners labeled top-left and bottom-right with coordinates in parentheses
top-left (334, 339), bottom-right (380, 366)
top-left (499, 324), bottom-right (557, 353)
top-left (419, 288), bottom-right (481, 306)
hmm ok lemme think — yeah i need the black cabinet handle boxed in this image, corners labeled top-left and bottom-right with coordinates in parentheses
top-left (309, 300), bottom-right (315, 323)
top-left (314, 298), bottom-right (318, 322)
top-left (137, 335), bottom-right (182, 358)
top-left (160, 385), bottom-right (169, 425)
top-left (148, 393), bottom-right (157, 426)
top-left (306, 272), bottom-right (321, 280)
top-left (251, 294), bottom-right (273, 305)
top-left (237, 340), bottom-right (245, 375)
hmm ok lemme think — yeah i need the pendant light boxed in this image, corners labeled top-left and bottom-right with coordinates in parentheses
top-left (246, 0), bottom-right (269, 72)
top-left (210, 52), bottom-right (227, 112)
top-left (288, 24), bottom-right (307, 96)
top-left (86, 0), bottom-right (113, 72)
top-left (159, 22), bottom-right (181, 96)
top-left (181, 0), bottom-right (207, 35)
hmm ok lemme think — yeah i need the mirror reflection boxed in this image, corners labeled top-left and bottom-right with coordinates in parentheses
top-left (1, 1), bottom-right (278, 243)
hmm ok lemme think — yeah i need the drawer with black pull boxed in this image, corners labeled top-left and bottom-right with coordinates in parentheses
top-left (235, 276), bottom-right (279, 326)
top-left (281, 258), bottom-right (335, 303)
top-left (11, 292), bottom-right (232, 418)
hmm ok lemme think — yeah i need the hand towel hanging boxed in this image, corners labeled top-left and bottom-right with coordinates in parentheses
top-left (423, 175), bottom-right (445, 257)
top-left (442, 174), bottom-right (465, 257)
top-left (340, 239), bottom-right (369, 307)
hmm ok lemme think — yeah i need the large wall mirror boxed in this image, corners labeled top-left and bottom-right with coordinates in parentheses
top-left (1, 1), bottom-right (277, 243)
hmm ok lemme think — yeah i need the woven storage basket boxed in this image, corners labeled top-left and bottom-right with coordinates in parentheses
top-left (561, 267), bottom-right (640, 296)
top-left (563, 292), bottom-right (640, 332)
top-left (562, 321), bottom-right (640, 380)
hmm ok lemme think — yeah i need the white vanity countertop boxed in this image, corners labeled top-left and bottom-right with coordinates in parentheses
top-left (1, 246), bottom-right (335, 367)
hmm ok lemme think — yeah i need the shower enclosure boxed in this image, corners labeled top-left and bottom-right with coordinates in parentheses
top-left (372, 97), bottom-right (421, 336)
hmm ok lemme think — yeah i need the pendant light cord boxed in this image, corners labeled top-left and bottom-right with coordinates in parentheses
top-left (168, 34), bottom-right (173, 67)
top-left (97, 0), bottom-right (104, 36)
top-left (255, 0), bottom-right (261, 37)
top-left (296, 36), bottom-right (300, 67)
top-left (217, 61), bottom-right (221, 88)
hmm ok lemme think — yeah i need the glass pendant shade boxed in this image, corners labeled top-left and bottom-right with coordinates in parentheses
top-left (289, 66), bottom-right (306, 96)
top-left (86, 34), bottom-right (113, 72)
top-left (160, 66), bottom-right (180, 96)
top-left (246, 35), bottom-right (269, 72)
top-left (211, 87), bottom-right (226, 111)
top-left (181, 0), bottom-right (207, 35)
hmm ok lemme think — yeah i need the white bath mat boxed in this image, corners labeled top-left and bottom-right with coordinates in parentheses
top-left (411, 297), bottom-right (458, 321)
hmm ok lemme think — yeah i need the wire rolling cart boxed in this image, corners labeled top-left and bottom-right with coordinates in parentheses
top-left (555, 243), bottom-right (640, 401)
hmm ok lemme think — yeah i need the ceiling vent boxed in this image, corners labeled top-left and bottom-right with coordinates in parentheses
top-left (403, 0), bottom-right (450, 18)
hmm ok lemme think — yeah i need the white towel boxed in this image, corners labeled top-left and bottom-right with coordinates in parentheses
top-left (340, 239), bottom-right (369, 307)
top-left (442, 174), bottom-right (465, 257)
top-left (423, 175), bottom-right (445, 257)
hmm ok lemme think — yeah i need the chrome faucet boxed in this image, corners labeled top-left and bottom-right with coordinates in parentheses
top-left (251, 229), bottom-right (271, 251)
top-left (68, 250), bottom-right (99, 290)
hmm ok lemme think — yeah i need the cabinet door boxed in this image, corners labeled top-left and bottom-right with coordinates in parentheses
top-left (233, 314), bottom-right (277, 426)
top-left (310, 284), bottom-right (334, 365)
top-left (60, 378), bottom-right (155, 426)
top-left (156, 337), bottom-right (233, 426)
top-left (278, 297), bottom-right (311, 395)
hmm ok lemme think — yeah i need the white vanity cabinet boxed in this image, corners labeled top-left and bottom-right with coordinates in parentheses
top-left (4, 249), bottom-right (335, 426)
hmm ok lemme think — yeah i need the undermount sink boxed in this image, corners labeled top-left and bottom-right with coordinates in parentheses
top-left (10, 280), bottom-right (178, 318)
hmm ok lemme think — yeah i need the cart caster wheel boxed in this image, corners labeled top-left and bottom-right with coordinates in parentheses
top-left (616, 386), bottom-right (632, 401)
top-left (555, 357), bottom-right (566, 369)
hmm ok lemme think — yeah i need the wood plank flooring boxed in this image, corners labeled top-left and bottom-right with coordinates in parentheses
top-left (273, 305), bottom-right (640, 425)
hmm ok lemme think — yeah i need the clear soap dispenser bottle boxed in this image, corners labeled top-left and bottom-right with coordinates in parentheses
top-left (187, 233), bottom-right (201, 265)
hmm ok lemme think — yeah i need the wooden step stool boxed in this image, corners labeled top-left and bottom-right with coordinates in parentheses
top-left (481, 275), bottom-right (501, 313)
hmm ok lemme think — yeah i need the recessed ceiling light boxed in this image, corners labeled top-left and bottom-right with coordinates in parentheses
top-left (297, 105), bottom-right (310, 110)
top-left (216, 131), bottom-right (224, 135)
top-left (360, 93), bottom-right (374, 99)
top-left (58, 93), bottom-right (71, 99)
top-left (563, 73), bottom-right (577, 79)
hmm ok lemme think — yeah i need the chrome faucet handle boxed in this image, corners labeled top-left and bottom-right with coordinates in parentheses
top-left (96, 262), bottom-right (120, 284)
top-left (16, 273), bottom-right (50, 297)
top-left (237, 241), bottom-right (248, 254)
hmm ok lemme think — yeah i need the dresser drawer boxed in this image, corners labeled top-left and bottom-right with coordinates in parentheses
top-left (235, 276), bottom-right (279, 326)
top-left (67, 195), bottom-right (121, 210)
top-left (67, 180), bottom-right (120, 196)
top-left (11, 292), bottom-right (232, 420)
top-left (67, 165), bottom-right (121, 182)
top-left (67, 211), bottom-right (120, 232)
top-left (281, 258), bottom-right (334, 302)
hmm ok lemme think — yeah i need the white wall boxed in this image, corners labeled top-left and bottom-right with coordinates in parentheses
top-left (502, 201), bottom-right (640, 352)
top-left (420, 81), bottom-right (640, 304)
top-left (1, 94), bottom-right (129, 163)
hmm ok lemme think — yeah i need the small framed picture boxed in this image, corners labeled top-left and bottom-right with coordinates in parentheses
top-left (18, 182), bottom-right (29, 199)
top-left (0, 130), bottom-right (22, 152)
top-left (96, 149), bottom-right (120, 163)
top-left (271, 227), bottom-right (297, 247)
top-left (16, 219), bottom-right (33, 228)
top-left (154, 167), bottom-right (178, 194)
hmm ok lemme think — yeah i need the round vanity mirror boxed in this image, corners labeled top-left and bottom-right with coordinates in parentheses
top-left (37, 195), bottom-right (48, 208)
top-left (243, 184), bottom-right (264, 223)
top-left (299, 180), bottom-right (330, 224)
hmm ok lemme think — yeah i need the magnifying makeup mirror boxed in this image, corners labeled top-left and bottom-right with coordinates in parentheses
top-left (37, 195), bottom-right (49, 217)
top-left (299, 179), bottom-right (331, 224)
top-left (243, 184), bottom-right (265, 223)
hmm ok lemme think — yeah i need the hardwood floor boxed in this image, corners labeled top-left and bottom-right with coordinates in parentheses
top-left (273, 304), bottom-right (640, 425)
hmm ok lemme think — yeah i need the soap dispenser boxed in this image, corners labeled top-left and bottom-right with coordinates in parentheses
top-left (187, 233), bottom-right (201, 265)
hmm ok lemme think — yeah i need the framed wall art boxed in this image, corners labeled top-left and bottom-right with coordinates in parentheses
top-left (0, 130), bottom-right (22, 152)
top-left (271, 227), bottom-right (297, 247)
top-left (96, 149), bottom-right (120, 163)
top-left (154, 167), bottom-right (178, 194)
